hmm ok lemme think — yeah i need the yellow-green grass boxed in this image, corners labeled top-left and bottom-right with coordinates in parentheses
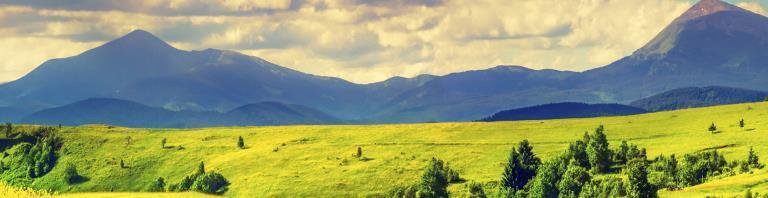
top-left (16, 102), bottom-right (768, 197)
top-left (1, 182), bottom-right (55, 198)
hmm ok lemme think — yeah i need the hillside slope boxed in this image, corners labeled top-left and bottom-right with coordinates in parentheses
top-left (8, 101), bottom-right (768, 197)
top-left (480, 102), bottom-right (648, 121)
top-left (630, 86), bottom-right (768, 111)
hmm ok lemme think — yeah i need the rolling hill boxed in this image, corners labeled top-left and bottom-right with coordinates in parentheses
top-left (479, 102), bottom-right (648, 122)
top-left (20, 98), bottom-right (341, 128)
top-left (630, 86), bottom-right (768, 111)
top-left (3, 101), bottom-right (767, 197)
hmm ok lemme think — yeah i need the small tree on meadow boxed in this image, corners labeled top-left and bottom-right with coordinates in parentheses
top-left (161, 138), bottom-right (167, 149)
top-left (356, 147), bottom-right (363, 158)
top-left (237, 136), bottom-right (245, 149)
top-left (64, 164), bottom-right (81, 184)
top-left (418, 158), bottom-right (449, 197)
top-left (740, 119), bottom-right (745, 128)
top-left (120, 159), bottom-right (126, 168)
top-left (748, 147), bottom-right (762, 168)
top-left (708, 123), bottom-right (717, 134)
top-left (587, 125), bottom-right (611, 173)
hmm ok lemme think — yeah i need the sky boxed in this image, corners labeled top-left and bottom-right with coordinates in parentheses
top-left (0, 0), bottom-right (766, 84)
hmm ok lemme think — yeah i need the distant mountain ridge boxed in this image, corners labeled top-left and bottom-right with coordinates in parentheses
top-left (4, 0), bottom-right (768, 124)
top-left (20, 98), bottom-right (341, 128)
top-left (480, 102), bottom-right (648, 122)
top-left (630, 86), bottom-right (768, 112)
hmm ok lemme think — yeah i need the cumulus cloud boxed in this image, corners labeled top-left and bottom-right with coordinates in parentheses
top-left (0, 0), bottom-right (742, 84)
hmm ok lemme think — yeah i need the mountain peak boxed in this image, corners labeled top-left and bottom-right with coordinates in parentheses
top-left (679, 0), bottom-right (743, 22)
top-left (86, 29), bottom-right (178, 56)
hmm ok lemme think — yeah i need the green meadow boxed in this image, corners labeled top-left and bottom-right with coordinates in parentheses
top-left (4, 102), bottom-right (768, 197)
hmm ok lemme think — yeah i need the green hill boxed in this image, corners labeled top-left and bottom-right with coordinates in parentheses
top-left (3, 102), bottom-right (768, 197)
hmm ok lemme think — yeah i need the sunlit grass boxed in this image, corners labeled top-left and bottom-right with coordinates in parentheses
top-left (13, 102), bottom-right (768, 197)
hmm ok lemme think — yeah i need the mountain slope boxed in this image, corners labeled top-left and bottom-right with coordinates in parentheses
top-left (20, 98), bottom-right (340, 128)
top-left (0, 30), bottom-right (377, 119)
top-left (480, 102), bottom-right (648, 122)
top-left (630, 86), bottom-right (768, 111)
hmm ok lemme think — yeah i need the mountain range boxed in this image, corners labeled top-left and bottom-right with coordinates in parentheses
top-left (2, 0), bottom-right (768, 126)
top-left (479, 102), bottom-right (648, 122)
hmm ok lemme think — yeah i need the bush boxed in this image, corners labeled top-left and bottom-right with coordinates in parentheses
top-left (161, 138), bottom-right (167, 149)
top-left (626, 159), bottom-right (656, 198)
top-left (587, 125), bottom-right (611, 173)
top-left (146, 177), bottom-right (166, 192)
top-left (191, 172), bottom-right (230, 195)
top-left (63, 164), bottom-right (81, 184)
top-left (418, 158), bottom-right (449, 197)
top-left (467, 182), bottom-right (486, 198)
top-left (708, 123), bottom-right (717, 133)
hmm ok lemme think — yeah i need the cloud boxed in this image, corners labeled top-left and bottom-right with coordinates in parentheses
top-left (737, 2), bottom-right (768, 16)
top-left (0, 0), bottom-right (713, 84)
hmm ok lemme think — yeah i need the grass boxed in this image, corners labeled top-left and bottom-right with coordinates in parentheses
top-left (7, 102), bottom-right (768, 197)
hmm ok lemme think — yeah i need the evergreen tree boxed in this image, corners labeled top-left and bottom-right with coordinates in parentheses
top-left (528, 155), bottom-right (568, 198)
top-left (626, 159), bottom-right (655, 198)
top-left (161, 138), bottom-right (167, 149)
top-left (587, 125), bottom-right (611, 173)
top-left (64, 163), bottom-right (81, 184)
top-left (501, 140), bottom-right (540, 191)
top-left (708, 123), bottom-right (717, 133)
top-left (567, 140), bottom-right (589, 168)
top-left (191, 172), bottom-right (230, 194)
top-left (740, 119), bottom-right (745, 128)
top-left (748, 147), bottom-right (761, 168)
top-left (237, 136), bottom-right (245, 149)
top-left (120, 159), bottom-right (126, 168)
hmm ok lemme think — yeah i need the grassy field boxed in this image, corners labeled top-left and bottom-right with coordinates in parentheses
top-left (7, 102), bottom-right (768, 197)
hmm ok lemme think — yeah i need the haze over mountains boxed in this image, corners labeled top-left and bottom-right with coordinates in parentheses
top-left (4, 0), bottom-right (768, 126)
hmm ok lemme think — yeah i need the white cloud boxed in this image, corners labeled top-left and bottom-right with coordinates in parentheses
top-left (0, 0), bottom-right (726, 84)
top-left (737, 2), bottom-right (768, 16)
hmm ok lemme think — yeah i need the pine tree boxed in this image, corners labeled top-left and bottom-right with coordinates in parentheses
top-left (237, 136), bottom-right (245, 149)
top-left (161, 138), bottom-right (167, 149)
top-left (708, 123), bottom-right (717, 133)
top-left (501, 140), bottom-right (540, 191)
top-left (558, 160), bottom-right (590, 198)
top-left (197, 161), bottom-right (205, 175)
top-left (120, 159), bottom-right (126, 168)
top-left (740, 119), bottom-right (745, 128)
top-left (748, 147), bottom-right (761, 168)
top-left (587, 125), bottom-right (611, 173)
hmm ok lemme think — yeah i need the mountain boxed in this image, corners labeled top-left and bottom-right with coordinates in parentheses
top-left (630, 86), bottom-right (768, 112)
top-left (575, 0), bottom-right (768, 101)
top-left (378, 0), bottom-right (768, 121)
top-left (479, 102), bottom-right (648, 122)
top-left (5, 0), bottom-right (768, 124)
top-left (20, 98), bottom-right (340, 128)
top-left (0, 30), bottom-right (377, 119)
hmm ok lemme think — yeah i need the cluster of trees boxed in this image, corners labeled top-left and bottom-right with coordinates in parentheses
top-left (388, 158), bottom-right (462, 197)
top-left (151, 162), bottom-right (231, 195)
top-left (0, 127), bottom-right (63, 185)
top-left (387, 125), bottom-right (766, 198)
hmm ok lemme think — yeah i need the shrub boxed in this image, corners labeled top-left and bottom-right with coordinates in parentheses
top-left (120, 159), bottom-right (125, 168)
top-left (748, 147), bottom-right (763, 169)
top-left (146, 177), bottom-right (166, 192)
top-left (356, 147), bottom-right (362, 158)
top-left (191, 172), bottom-right (230, 195)
top-left (418, 158), bottom-right (449, 198)
top-left (708, 123), bottom-right (717, 133)
top-left (740, 119), bottom-right (745, 128)
top-left (161, 138), bottom-right (167, 149)
top-left (467, 182), bottom-right (486, 198)
top-left (557, 160), bottom-right (590, 198)
top-left (63, 164), bottom-right (81, 184)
